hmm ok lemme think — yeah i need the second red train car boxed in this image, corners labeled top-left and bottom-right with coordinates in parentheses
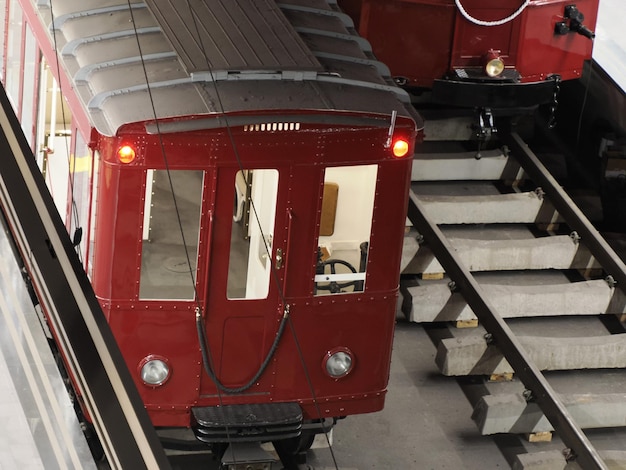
top-left (339, 0), bottom-right (598, 107)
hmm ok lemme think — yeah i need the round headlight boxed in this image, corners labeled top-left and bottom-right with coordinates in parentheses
top-left (323, 348), bottom-right (354, 378)
top-left (482, 49), bottom-right (505, 78)
top-left (485, 58), bottom-right (505, 77)
top-left (139, 356), bottom-right (171, 386)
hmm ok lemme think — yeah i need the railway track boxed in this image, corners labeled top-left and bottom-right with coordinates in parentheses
top-left (401, 116), bottom-right (626, 469)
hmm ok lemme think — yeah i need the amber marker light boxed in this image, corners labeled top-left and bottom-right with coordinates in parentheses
top-left (117, 145), bottom-right (136, 164)
top-left (392, 138), bottom-right (410, 158)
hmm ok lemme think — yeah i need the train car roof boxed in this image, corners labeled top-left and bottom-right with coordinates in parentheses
top-left (33, 0), bottom-right (421, 137)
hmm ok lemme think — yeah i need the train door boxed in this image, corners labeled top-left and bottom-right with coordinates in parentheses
top-left (201, 165), bottom-right (286, 395)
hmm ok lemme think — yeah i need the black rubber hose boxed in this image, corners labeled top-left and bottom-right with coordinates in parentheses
top-left (195, 307), bottom-right (289, 394)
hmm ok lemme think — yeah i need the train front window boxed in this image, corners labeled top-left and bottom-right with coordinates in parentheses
top-left (228, 169), bottom-right (278, 300)
top-left (315, 165), bottom-right (377, 295)
top-left (140, 169), bottom-right (203, 300)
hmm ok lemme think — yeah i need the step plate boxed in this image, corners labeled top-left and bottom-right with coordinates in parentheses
top-left (192, 403), bottom-right (302, 443)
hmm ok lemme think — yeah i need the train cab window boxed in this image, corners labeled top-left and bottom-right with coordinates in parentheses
top-left (315, 165), bottom-right (377, 295)
top-left (139, 169), bottom-right (203, 300)
top-left (227, 169), bottom-right (278, 300)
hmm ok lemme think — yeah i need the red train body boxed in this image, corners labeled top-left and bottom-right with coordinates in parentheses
top-left (339, 0), bottom-right (598, 107)
top-left (2, 0), bottom-right (422, 454)
top-left (93, 117), bottom-right (416, 428)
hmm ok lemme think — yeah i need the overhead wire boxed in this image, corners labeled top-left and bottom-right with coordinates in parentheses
top-left (45, 4), bottom-right (84, 263)
top-left (45, 0), bottom-right (343, 465)
top-left (183, 1), bottom-right (339, 466)
top-left (123, 0), bottom-right (317, 465)
top-left (181, 1), bottom-right (290, 395)
top-left (123, 4), bottom-right (246, 463)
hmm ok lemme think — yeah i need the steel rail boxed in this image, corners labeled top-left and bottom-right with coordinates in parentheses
top-left (0, 84), bottom-right (171, 469)
top-left (503, 131), bottom-right (626, 288)
top-left (407, 170), bottom-right (607, 468)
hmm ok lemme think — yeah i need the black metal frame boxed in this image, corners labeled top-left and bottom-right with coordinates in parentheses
top-left (0, 85), bottom-right (171, 469)
top-left (431, 78), bottom-right (556, 108)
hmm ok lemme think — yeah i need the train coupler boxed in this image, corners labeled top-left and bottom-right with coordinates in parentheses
top-left (475, 107), bottom-right (497, 143)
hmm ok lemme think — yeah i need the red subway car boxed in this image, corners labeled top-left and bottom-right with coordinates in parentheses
top-left (2, 0), bottom-right (422, 462)
top-left (339, 0), bottom-right (598, 107)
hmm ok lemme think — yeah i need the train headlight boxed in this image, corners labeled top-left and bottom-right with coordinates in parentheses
top-left (139, 356), bottom-right (171, 387)
top-left (483, 50), bottom-right (505, 78)
top-left (323, 348), bottom-right (354, 378)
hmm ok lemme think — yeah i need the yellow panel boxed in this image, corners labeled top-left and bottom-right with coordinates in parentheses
top-left (69, 154), bottom-right (92, 173)
top-left (320, 182), bottom-right (338, 236)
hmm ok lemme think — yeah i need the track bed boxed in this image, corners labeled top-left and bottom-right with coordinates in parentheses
top-left (401, 120), bottom-right (626, 469)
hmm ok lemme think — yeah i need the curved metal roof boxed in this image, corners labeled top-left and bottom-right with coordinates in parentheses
top-left (33, 0), bottom-right (418, 136)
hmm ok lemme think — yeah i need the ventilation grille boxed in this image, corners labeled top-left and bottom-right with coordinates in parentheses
top-left (244, 122), bottom-right (301, 132)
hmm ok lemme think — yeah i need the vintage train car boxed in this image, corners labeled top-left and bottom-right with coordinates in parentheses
top-left (338, 0), bottom-right (598, 108)
top-left (1, 0), bottom-right (422, 462)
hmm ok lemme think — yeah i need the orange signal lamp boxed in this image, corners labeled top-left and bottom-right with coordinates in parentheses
top-left (392, 139), bottom-right (410, 158)
top-left (117, 145), bottom-right (136, 164)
